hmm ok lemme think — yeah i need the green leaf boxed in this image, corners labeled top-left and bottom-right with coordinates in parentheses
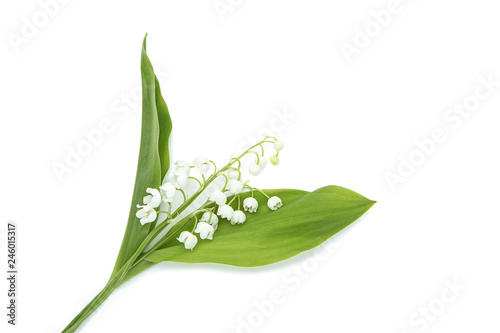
top-left (111, 35), bottom-right (172, 277)
top-left (120, 260), bottom-right (158, 286)
top-left (144, 186), bottom-right (375, 267)
top-left (155, 74), bottom-right (172, 180)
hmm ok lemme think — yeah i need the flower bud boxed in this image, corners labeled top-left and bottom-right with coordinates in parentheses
top-left (273, 140), bottom-right (284, 151)
top-left (270, 155), bottom-right (280, 165)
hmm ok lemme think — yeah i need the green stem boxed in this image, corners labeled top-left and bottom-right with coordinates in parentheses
top-left (221, 174), bottom-right (229, 191)
top-left (157, 211), bottom-right (172, 218)
top-left (131, 201), bottom-right (211, 266)
top-left (178, 188), bottom-right (187, 202)
top-left (188, 176), bottom-right (202, 187)
top-left (254, 187), bottom-right (270, 199)
top-left (62, 258), bottom-right (133, 332)
top-left (62, 286), bottom-right (112, 332)
top-left (63, 138), bottom-right (274, 332)
top-left (250, 150), bottom-right (260, 164)
top-left (190, 216), bottom-right (199, 233)
top-left (62, 211), bottom-right (176, 332)
top-left (209, 160), bottom-right (217, 173)
top-left (132, 139), bottom-right (273, 264)
top-left (228, 195), bottom-right (237, 206)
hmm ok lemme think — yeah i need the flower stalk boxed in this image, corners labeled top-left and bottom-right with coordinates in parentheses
top-left (62, 137), bottom-right (284, 332)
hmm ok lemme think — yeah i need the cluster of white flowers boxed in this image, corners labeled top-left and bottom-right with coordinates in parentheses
top-left (136, 184), bottom-right (176, 225)
top-left (136, 138), bottom-right (285, 251)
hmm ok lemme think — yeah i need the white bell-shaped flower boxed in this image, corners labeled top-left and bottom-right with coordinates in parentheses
top-left (267, 196), bottom-right (283, 210)
top-left (200, 211), bottom-right (219, 227)
top-left (227, 168), bottom-right (240, 180)
top-left (177, 231), bottom-right (198, 250)
top-left (169, 169), bottom-right (189, 188)
top-left (193, 156), bottom-right (210, 174)
top-left (136, 204), bottom-right (157, 225)
top-left (209, 190), bottom-right (227, 205)
top-left (273, 140), bottom-right (284, 151)
top-left (143, 188), bottom-right (162, 208)
top-left (159, 183), bottom-right (176, 203)
top-left (174, 160), bottom-right (191, 176)
top-left (217, 204), bottom-right (234, 220)
top-left (230, 210), bottom-right (246, 225)
top-left (228, 179), bottom-right (243, 194)
top-left (258, 157), bottom-right (267, 168)
top-left (248, 162), bottom-right (262, 176)
top-left (243, 197), bottom-right (259, 213)
top-left (195, 222), bottom-right (215, 240)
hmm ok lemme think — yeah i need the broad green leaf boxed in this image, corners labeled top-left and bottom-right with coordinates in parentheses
top-left (144, 186), bottom-right (375, 267)
top-left (111, 35), bottom-right (172, 277)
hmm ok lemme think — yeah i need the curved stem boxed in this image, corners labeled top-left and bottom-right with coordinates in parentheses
top-left (221, 174), bottom-right (229, 191)
top-left (228, 195), bottom-right (237, 206)
top-left (188, 176), bottom-right (202, 187)
top-left (264, 135), bottom-right (278, 141)
top-left (178, 188), bottom-right (187, 202)
top-left (157, 211), bottom-right (172, 218)
top-left (209, 160), bottom-right (218, 173)
top-left (253, 187), bottom-right (270, 199)
top-left (190, 216), bottom-right (199, 233)
top-left (250, 150), bottom-right (260, 164)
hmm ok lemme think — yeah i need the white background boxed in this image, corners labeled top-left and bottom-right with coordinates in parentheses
top-left (1, 0), bottom-right (499, 332)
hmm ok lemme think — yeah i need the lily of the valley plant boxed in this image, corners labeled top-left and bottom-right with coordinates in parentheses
top-left (62, 36), bottom-right (375, 332)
